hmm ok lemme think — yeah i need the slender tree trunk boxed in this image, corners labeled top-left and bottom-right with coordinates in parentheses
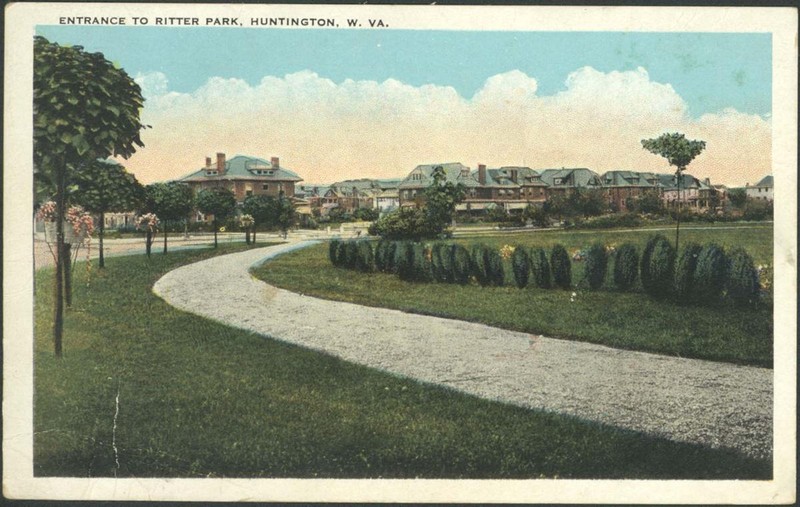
top-left (99, 211), bottom-right (105, 268)
top-left (63, 242), bottom-right (73, 308)
top-left (163, 222), bottom-right (168, 254)
top-left (146, 231), bottom-right (152, 257)
top-left (252, 226), bottom-right (256, 245)
top-left (213, 219), bottom-right (218, 248)
top-left (245, 228), bottom-right (250, 245)
top-left (54, 164), bottom-right (66, 358)
top-left (675, 169), bottom-right (682, 253)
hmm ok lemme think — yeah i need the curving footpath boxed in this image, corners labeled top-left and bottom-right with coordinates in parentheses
top-left (153, 241), bottom-right (772, 460)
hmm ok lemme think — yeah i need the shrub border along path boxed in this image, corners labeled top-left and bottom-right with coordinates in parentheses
top-left (153, 241), bottom-right (772, 460)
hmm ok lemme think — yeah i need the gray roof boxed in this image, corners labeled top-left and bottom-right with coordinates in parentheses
top-left (538, 168), bottom-right (602, 188)
top-left (399, 163), bottom-right (480, 189)
top-left (179, 155), bottom-right (302, 183)
top-left (753, 175), bottom-right (773, 188)
top-left (601, 170), bottom-right (657, 187)
top-left (656, 173), bottom-right (710, 190)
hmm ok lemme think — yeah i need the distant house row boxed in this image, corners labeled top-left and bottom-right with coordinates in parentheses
top-left (297, 162), bottom-right (773, 217)
top-left (168, 153), bottom-right (773, 222)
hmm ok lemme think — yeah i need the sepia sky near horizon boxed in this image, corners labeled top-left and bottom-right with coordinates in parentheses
top-left (36, 26), bottom-right (772, 187)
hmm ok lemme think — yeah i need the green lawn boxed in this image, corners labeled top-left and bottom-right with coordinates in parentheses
top-left (34, 243), bottom-right (769, 479)
top-left (255, 225), bottom-right (773, 367)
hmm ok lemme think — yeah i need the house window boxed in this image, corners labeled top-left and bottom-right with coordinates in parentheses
top-left (554, 178), bottom-right (562, 185)
top-left (262, 184), bottom-right (269, 190)
top-left (205, 170), bottom-right (218, 176)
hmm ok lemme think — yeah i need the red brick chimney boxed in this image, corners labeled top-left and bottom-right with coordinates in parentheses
top-left (271, 156), bottom-right (280, 168)
top-left (216, 153), bottom-right (226, 175)
top-left (478, 164), bottom-right (487, 185)
top-left (205, 156), bottom-right (212, 168)
top-left (509, 168), bottom-right (518, 183)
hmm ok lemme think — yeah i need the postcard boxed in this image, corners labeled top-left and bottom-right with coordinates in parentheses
top-left (3, 3), bottom-right (797, 504)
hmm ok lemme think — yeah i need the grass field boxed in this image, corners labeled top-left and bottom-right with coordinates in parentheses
top-left (255, 224), bottom-right (773, 367)
top-left (33, 244), bottom-right (769, 479)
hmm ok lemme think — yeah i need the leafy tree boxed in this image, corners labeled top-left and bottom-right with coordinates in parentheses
top-left (242, 194), bottom-right (274, 244)
top-left (641, 132), bottom-right (706, 251)
top-left (273, 191), bottom-right (296, 238)
top-left (634, 189), bottom-right (665, 215)
top-left (371, 167), bottom-right (465, 240)
top-left (196, 188), bottom-right (236, 247)
top-left (352, 207), bottom-right (379, 221)
top-left (145, 182), bottom-right (194, 254)
top-left (423, 166), bottom-right (466, 237)
top-left (71, 159), bottom-right (144, 268)
top-left (34, 36), bottom-right (147, 357)
top-left (728, 188), bottom-right (748, 210)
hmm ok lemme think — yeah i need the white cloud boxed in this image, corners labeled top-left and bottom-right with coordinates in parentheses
top-left (125, 67), bottom-right (771, 187)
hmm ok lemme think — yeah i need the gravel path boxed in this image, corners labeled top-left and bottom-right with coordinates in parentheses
top-left (153, 241), bottom-right (773, 460)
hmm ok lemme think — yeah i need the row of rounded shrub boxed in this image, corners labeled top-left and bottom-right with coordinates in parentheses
top-left (329, 239), bottom-right (576, 289)
top-left (637, 234), bottom-right (762, 307)
top-left (329, 236), bottom-right (764, 307)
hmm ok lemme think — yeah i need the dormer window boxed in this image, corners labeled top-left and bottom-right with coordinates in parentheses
top-left (554, 178), bottom-right (562, 185)
top-left (206, 170), bottom-right (218, 176)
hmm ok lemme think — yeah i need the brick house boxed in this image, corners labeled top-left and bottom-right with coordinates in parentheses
top-left (179, 153), bottom-right (303, 204)
top-left (601, 170), bottom-right (660, 211)
top-left (398, 163), bottom-right (480, 208)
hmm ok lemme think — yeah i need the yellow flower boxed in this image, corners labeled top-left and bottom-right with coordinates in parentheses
top-left (219, 226), bottom-right (226, 232)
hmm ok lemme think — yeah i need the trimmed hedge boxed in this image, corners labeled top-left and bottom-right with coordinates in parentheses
top-left (324, 238), bottom-right (762, 308)
top-left (329, 239), bottom-right (341, 266)
top-left (674, 243), bottom-right (702, 303)
top-left (693, 243), bottom-right (728, 304)
top-left (451, 244), bottom-right (471, 285)
top-left (584, 243), bottom-right (608, 290)
top-left (511, 247), bottom-right (530, 288)
top-left (395, 241), bottom-right (415, 281)
top-left (529, 248), bottom-right (551, 289)
top-left (550, 244), bottom-right (572, 290)
top-left (354, 241), bottom-right (374, 273)
top-left (411, 243), bottom-right (433, 282)
top-left (613, 243), bottom-right (639, 290)
top-left (470, 244), bottom-right (491, 286)
top-left (641, 235), bottom-right (675, 300)
top-left (727, 247), bottom-right (760, 307)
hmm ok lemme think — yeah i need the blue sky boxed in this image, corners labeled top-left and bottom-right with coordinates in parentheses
top-left (36, 26), bottom-right (771, 118)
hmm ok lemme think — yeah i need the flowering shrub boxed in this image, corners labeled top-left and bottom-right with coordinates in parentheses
top-left (499, 244), bottom-right (515, 260)
top-left (37, 201), bottom-right (94, 240)
top-left (239, 214), bottom-right (254, 228)
top-left (135, 213), bottom-right (160, 232)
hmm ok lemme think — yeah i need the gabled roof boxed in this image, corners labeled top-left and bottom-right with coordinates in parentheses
top-left (538, 168), bottom-right (602, 188)
top-left (179, 155), bottom-right (302, 183)
top-left (753, 175), bottom-right (773, 188)
top-left (657, 173), bottom-right (707, 190)
top-left (601, 170), bottom-right (657, 187)
top-left (399, 162), bottom-right (480, 188)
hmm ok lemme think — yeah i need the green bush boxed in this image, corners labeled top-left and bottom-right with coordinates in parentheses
top-left (674, 243), bottom-right (702, 303)
top-left (641, 235), bottom-right (675, 300)
top-left (344, 240), bottom-right (359, 269)
top-left (329, 239), bottom-right (341, 266)
top-left (529, 247), bottom-right (552, 289)
top-left (450, 244), bottom-right (471, 285)
top-left (394, 241), bottom-right (415, 281)
top-left (511, 247), bottom-right (530, 288)
top-left (373, 240), bottom-right (388, 272)
top-left (693, 244), bottom-right (728, 304)
top-left (383, 241), bottom-right (398, 273)
top-left (470, 244), bottom-right (491, 286)
top-left (486, 248), bottom-right (505, 286)
top-left (613, 243), bottom-right (639, 291)
top-left (334, 240), bottom-right (348, 268)
top-left (430, 243), bottom-right (449, 283)
top-left (550, 244), bottom-right (572, 290)
top-left (354, 241), bottom-right (374, 273)
top-left (583, 243), bottom-right (608, 290)
top-left (727, 247), bottom-right (760, 307)
top-left (411, 243), bottom-right (433, 282)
